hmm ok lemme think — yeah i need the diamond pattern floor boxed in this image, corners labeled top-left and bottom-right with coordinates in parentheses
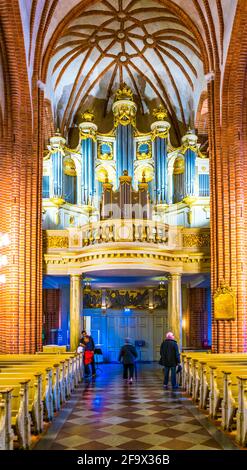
top-left (34, 364), bottom-right (238, 450)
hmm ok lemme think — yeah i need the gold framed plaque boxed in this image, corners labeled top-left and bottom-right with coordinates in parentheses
top-left (214, 282), bottom-right (236, 320)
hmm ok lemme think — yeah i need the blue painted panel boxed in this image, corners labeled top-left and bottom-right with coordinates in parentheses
top-left (173, 173), bottom-right (184, 203)
top-left (100, 143), bottom-right (111, 155)
top-left (154, 137), bottom-right (167, 203)
top-left (138, 143), bottom-right (149, 154)
top-left (64, 174), bottom-right (77, 204)
top-left (42, 176), bottom-right (50, 198)
top-left (199, 174), bottom-right (209, 197)
top-left (81, 138), bottom-right (95, 204)
top-left (52, 151), bottom-right (63, 197)
top-left (184, 149), bottom-right (196, 196)
top-left (116, 124), bottom-right (134, 183)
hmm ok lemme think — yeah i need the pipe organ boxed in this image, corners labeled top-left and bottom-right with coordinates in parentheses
top-left (42, 85), bottom-right (209, 229)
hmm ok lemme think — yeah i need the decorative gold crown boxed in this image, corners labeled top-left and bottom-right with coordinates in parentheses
top-left (114, 83), bottom-right (133, 102)
top-left (81, 109), bottom-right (95, 122)
top-left (152, 105), bottom-right (168, 121)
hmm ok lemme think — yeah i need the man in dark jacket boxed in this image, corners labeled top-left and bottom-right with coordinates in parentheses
top-left (80, 330), bottom-right (96, 377)
top-left (118, 338), bottom-right (138, 383)
top-left (160, 332), bottom-right (180, 389)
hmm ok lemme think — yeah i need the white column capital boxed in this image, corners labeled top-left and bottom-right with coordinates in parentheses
top-left (70, 273), bottom-right (82, 279)
top-left (167, 273), bottom-right (182, 282)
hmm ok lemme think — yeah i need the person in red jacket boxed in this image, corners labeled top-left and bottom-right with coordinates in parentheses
top-left (80, 330), bottom-right (96, 377)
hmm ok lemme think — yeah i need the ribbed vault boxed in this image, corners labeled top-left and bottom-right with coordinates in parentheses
top-left (47, 0), bottom-right (205, 133)
top-left (18, 0), bottom-right (238, 137)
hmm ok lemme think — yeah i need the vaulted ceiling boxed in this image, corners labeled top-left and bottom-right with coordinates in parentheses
top-left (17, 0), bottom-right (238, 137)
top-left (47, 0), bottom-right (205, 132)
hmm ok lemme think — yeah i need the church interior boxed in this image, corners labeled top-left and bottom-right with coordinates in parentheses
top-left (0, 0), bottom-right (247, 452)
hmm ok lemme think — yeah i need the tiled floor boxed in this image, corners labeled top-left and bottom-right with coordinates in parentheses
top-left (34, 364), bottom-right (238, 451)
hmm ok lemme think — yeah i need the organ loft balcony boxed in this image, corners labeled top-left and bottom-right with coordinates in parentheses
top-left (43, 219), bottom-right (210, 276)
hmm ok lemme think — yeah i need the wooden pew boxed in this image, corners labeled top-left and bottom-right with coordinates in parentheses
top-left (182, 353), bottom-right (247, 405)
top-left (181, 352), bottom-right (247, 447)
top-left (208, 366), bottom-right (246, 419)
top-left (36, 352), bottom-right (84, 389)
top-left (0, 379), bottom-right (30, 449)
top-left (0, 388), bottom-right (14, 450)
top-left (0, 356), bottom-right (77, 409)
top-left (182, 352), bottom-right (247, 393)
top-left (0, 352), bottom-right (82, 450)
top-left (195, 360), bottom-right (246, 410)
top-left (0, 352), bottom-right (83, 392)
top-left (0, 371), bottom-right (43, 433)
top-left (0, 364), bottom-right (54, 421)
top-left (236, 376), bottom-right (247, 447)
top-left (42, 345), bottom-right (67, 353)
top-left (0, 352), bottom-right (82, 439)
top-left (0, 353), bottom-right (81, 416)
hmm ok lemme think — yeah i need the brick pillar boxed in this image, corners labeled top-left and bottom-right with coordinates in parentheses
top-left (210, 5), bottom-right (247, 352)
top-left (0, 1), bottom-right (43, 353)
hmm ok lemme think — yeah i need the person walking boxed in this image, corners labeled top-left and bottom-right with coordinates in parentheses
top-left (80, 330), bottom-right (96, 377)
top-left (160, 332), bottom-right (181, 390)
top-left (118, 338), bottom-right (138, 383)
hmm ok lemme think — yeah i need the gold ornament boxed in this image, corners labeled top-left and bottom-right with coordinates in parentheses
top-left (50, 197), bottom-right (65, 207)
top-left (64, 157), bottom-right (77, 176)
top-left (214, 281), bottom-right (236, 320)
top-left (152, 105), bottom-right (168, 121)
top-left (183, 233), bottom-right (210, 247)
top-left (119, 170), bottom-right (132, 185)
top-left (114, 83), bottom-right (133, 102)
top-left (135, 164), bottom-right (154, 182)
top-left (79, 127), bottom-right (97, 142)
top-left (151, 128), bottom-right (169, 141)
top-left (112, 84), bottom-right (136, 127)
top-left (81, 109), bottom-right (95, 122)
top-left (45, 236), bottom-right (69, 248)
top-left (183, 196), bottom-right (197, 206)
top-left (113, 103), bottom-right (136, 127)
top-left (96, 166), bottom-right (109, 183)
top-left (173, 155), bottom-right (185, 174)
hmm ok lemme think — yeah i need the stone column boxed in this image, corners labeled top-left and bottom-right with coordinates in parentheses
top-left (167, 273), bottom-right (182, 348)
top-left (182, 283), bottom-right (190, 348)
top-left (70, 274), bottom-right (82, 351)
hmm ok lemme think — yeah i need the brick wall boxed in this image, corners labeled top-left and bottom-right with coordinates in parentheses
top-left (210, 2), bottom-right (247, 352)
